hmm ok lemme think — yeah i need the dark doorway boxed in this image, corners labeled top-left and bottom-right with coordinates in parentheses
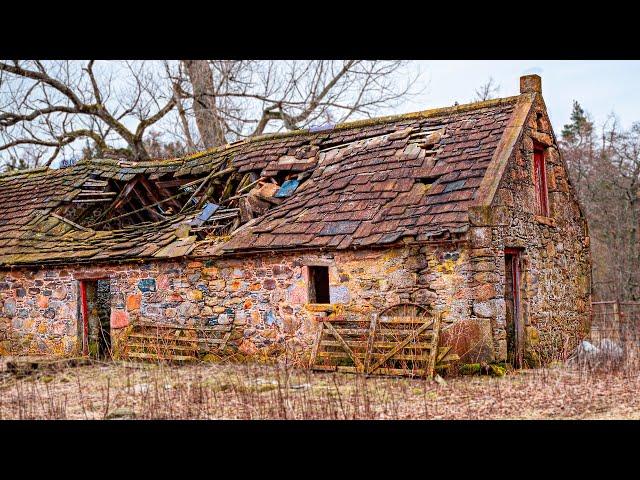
top-left (79, 279), bottom-right (112, 359)
top-left (504, 249), bottom-right (524, 367)
top-left (308, 266), bottom-right (330, 304)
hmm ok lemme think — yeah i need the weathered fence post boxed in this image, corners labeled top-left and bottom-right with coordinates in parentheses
top-left (363, 313), bottom-right (378, 374)
top-left (613, 299), bottom-right (622, 341)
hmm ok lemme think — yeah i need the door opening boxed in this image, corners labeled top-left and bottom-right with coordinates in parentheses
top-left (79, 279), bottom-right (112, 359)
top-left (504, 249), bottom-right (524, 367)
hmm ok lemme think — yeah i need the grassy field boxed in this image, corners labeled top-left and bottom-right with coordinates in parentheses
top-left (1, 358), bottom-right (639, 419)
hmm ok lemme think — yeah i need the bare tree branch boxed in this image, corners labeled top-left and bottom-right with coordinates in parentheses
top-left (474, 77), bottom-right (500, 102)
top-left (1, 60), bottom-right (421, 169)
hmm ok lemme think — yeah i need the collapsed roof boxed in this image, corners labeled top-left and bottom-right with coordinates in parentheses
top-left (0, 94), bottom-right (528, 267)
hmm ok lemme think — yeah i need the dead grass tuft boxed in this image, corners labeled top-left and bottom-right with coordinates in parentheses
top-left (1, 353), bottom-right (639, 419)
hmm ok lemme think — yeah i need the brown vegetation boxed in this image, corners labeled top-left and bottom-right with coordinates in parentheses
top-left (560, 103), bottom-right (640, 300)
top-left (1, 354), bottom-right (638, 420)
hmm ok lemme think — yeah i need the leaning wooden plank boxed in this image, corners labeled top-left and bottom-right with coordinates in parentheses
top-left (318, 351), bottom-right (356, 360)
top-left (126, 343), bottom-right (198, 352)
top-left (324, 321), bottom-right (364, 371)
top-left (436, 346), bottom-right (452, 363)
top-left (126, 352), bottom-right (197, 362)
top-left (330, 328), bottom-right (371, 336)
top-left (373, 329), bottom-right (435, 338)
top-left (367, 320), bottom-right (434, 374)
top-left (136, 321), bottom-right (232, 332)
top-left (50, 213), bottom-right (92, 232)
top-left (91, 177), bottom-right (139, 224)
top-left (77, 191), bottom-right (117, 196)
top-left (309, 321), bottom-right (325, 369)
top-left (363, 313), bottom-right (379, 373)
top-left (218, 331), bottom-right (232, 352)
top-left (72, 198), bottom-right (113, 203)
top-left (424, 313), bottom-right (443, 379)
top-left (369, 353), bottom-right (430, 362)
top-left (371, 341), bottom-right (436, 349)
top-left (179, 166), bottom-right (235, 214)
top-left (89, 189), bottom-right (191, 228)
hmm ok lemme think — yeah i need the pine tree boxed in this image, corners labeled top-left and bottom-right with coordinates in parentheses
top-left (561, 101), bottom-right (593, 144)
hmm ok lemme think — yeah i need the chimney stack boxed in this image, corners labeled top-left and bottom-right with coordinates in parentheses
top-left (520, 74), bottom-right (542, 94)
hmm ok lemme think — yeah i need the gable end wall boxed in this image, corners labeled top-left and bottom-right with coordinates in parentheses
top-left (468, 94), bottom-right (591, 364)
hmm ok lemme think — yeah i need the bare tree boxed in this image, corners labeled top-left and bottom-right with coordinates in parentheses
top-left (561, 102), bottom-right (640, 300)
top-left (474, 77), bottom-right (500, 102)
top-left (174, 60), bottom-right (420, 149)
top-left (182, 60), bottom-right (227, 148)
top-left (0, 60), bottom-right (177, 167)
top-left (1, 60), bottom-right (420, 169)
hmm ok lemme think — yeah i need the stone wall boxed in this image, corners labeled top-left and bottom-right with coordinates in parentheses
top-left (467, 95), bottom-right (591, 365)
top-left (0, 97), bottom-right (592, 367)
top-left (0, 243), bottom-right (472, 361)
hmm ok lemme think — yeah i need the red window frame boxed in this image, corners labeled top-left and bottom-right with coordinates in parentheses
top-left (533, 144), bottom-right (549, 217)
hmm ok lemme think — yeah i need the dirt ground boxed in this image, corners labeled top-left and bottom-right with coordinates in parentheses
top-left (1, 357), bottom-right (638, 420)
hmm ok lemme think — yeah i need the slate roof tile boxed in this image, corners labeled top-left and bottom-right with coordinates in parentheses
top-left (1, 95), bottom-right (521, 264)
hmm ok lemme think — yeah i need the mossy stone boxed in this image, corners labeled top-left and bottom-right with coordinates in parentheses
top-left (459, 363), bottom-right (482, 375)
top-left (488, 364), bottom-right (506, 377)
top-left (202, 353), bottom-right (223, 363)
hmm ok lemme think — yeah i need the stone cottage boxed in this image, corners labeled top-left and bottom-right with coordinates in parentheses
top-left (0, 75), bottom-right (591, 368)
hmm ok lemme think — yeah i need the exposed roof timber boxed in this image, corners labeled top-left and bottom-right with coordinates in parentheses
top-left (131, 184), bottom-right (165, 222)
top-left (0, 93), bottom-right (527, 267)
top-left (88, 188), bottom-right (194, 229)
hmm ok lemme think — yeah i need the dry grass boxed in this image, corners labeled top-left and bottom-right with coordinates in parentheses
top-left (1, 357), bottom-right (639, 420)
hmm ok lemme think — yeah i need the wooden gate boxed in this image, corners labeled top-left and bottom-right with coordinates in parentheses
top-left (122, 321), bottom-right (233, 362)
top-left (310, 304), bottom-right (447, 378)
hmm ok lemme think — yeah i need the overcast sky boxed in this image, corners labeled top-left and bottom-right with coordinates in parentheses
top-left (397, 60), bottom-right (640, 133)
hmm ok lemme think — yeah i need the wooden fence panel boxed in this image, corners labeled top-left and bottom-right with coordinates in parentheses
top-left (310, 312), bottom-right (443, 379)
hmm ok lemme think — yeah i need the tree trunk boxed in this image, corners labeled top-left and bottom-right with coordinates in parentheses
top-left (132, 139), bottom-right (150, 162)
top-left (182, 60), bottom-right (226, 149)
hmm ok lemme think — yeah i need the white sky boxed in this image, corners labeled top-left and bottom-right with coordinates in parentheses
top-left (395, 60), bottom-right (640, 132)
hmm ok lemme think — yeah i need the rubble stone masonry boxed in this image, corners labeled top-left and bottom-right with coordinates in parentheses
top-left (0, 92), bottom-right (592, 366)
top-left (467, 96), bottom-right (591, 364)
top-left (0, 244), bottom-right (472, 360)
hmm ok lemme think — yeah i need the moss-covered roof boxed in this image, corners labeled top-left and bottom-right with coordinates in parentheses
top-left (0, 94), bottom-right (526, 267)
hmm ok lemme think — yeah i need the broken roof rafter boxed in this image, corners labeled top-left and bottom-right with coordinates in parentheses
top-left (87, 188), bottom-right (195, 229)
top-left (0, 93), bottom-right (534, 267)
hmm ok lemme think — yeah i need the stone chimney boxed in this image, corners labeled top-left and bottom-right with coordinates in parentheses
top-left (520, 74), bottom-right (542, 94)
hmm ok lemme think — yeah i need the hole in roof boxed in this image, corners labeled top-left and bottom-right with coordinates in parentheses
top-left (417, 174), bottom-right (441, 188)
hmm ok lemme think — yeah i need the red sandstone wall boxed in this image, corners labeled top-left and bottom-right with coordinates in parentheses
top-left (0, 244), bottom-right (473, 360)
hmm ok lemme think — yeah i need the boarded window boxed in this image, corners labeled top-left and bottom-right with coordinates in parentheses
top-left (533, 144), bottom-right (549, 216)
top-left (308, 266), bottom-right (330, 304)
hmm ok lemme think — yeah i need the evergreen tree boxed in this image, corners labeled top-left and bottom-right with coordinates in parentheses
top-left (561, 101), bottom-right (593, 144)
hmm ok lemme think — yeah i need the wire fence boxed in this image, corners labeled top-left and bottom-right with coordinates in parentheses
top-left (590, 301), bottom-right (640, 343)
top-left (578, 300), bottom-right (640, 370)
